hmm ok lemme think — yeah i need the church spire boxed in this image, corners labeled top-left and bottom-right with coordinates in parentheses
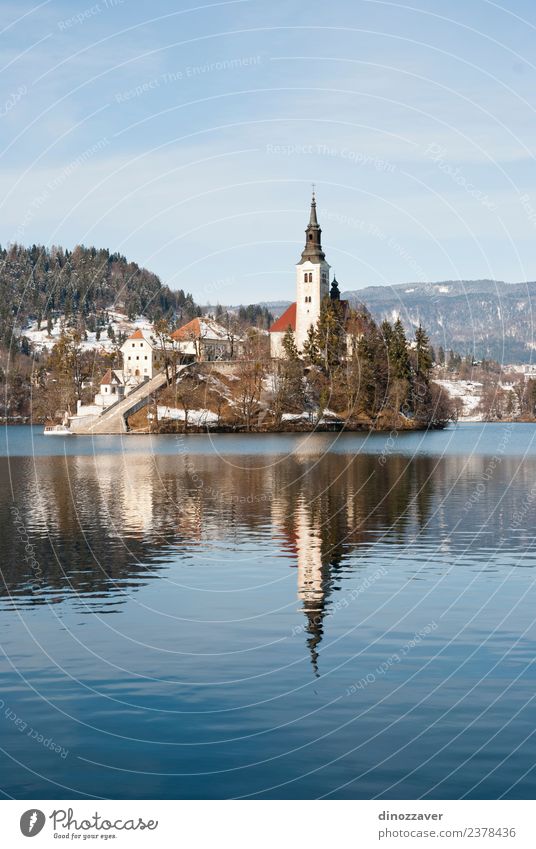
top-left (299, 188), bottom-right (325, 264)
top-left (308, 186), bottom-right (319, 227)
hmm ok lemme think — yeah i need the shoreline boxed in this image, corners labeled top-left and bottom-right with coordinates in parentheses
top-left (3, 418), bottom-right (534, 433)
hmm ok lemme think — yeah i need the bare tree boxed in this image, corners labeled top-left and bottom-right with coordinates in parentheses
top-left (151, 318), bottom-right (173, 382)
top-left (235, 330), bottom-right (267, 430)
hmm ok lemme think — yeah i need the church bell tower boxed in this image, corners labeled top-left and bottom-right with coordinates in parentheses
top-left (295, 189), bottom-right (331, 351)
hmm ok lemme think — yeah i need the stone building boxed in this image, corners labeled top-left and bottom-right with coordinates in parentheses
top-left (269, 192), bottom-right (353, 358)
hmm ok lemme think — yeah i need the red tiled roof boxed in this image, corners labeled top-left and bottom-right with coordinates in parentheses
top-left (128, 328), bottom-right (145, 339)
top-left (170, 318), bottom-right (201, 341)
top-left (269, 302), bottom-right (297, 333)
top-left (269, 300), bottom-right (359, 334)
top-left (171, 318), bottom-right (231, 341)
top-left (100, 369), bottom-right (121, 385)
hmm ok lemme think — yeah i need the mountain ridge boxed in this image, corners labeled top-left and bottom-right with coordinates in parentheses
top-left (248, 279), bottom-right (536, 363)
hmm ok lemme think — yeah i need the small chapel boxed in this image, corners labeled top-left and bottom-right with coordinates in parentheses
top-left (269, 191), bottom-right (351, 358)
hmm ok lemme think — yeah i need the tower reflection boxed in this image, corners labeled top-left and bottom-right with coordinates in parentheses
top-left (1, 447), bottom-right (439, 678)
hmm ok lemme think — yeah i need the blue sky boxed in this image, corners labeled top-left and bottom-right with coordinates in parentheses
top-left (2, 0), bottom-right (536, 304)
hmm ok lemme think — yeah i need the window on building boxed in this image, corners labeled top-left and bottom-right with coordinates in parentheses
top-left (145, 355), bottom-right (148, 360)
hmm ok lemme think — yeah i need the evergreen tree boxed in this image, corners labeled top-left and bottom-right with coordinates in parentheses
top-left (302, 325), bottom-right (320, 366)
top-left (390, 318), bottom-right (411, 381)
top-left (380, 319), bottom-right (393, 351)
top-left (282, 327), bottom-right (299, 360)
top-left (414, 324), bottom-right (433, 378)
top-left (316, 297), bottom-right (345, 373)
top-left (355, 325), bottom-right (389, 419)
top-left (411, 325), bottom-right (435, 423)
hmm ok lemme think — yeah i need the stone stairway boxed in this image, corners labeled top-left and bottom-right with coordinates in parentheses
top-left (71, 365), bottom-right (192, 434)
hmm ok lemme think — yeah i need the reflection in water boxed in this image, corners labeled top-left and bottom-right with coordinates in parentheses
top-left (3, 431), bottom-right (536, 800)
top-left (2, 452), bottom-right (437, 641)
top-left (0, 448), bottom-right (511, 673)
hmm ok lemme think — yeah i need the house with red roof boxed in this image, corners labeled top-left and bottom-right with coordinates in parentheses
top-left (120, 328), bottom-right (165, 380)
top-left (170, 317), bottom-right (241, 361)
top-left (72, 367), bottom-right (132, 424)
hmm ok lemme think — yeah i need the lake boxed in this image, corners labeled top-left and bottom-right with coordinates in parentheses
top-left (1, 423), bottom-right (536, 799)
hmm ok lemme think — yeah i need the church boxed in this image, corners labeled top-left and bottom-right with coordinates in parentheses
top-left (269, 191), bottom-right (351, 358)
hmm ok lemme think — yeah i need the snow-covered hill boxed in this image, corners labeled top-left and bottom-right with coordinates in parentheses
top-left (24, 312), bottom-right (154, 353)
top-left (434, 379), bottom-right (484, 421)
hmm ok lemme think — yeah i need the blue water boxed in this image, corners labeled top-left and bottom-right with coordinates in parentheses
top-left (1, 423), bottom-right (536, 799)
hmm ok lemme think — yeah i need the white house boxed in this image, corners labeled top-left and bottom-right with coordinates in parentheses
top-left (93, 368), bottom-right (125, 407)
top-left (121, 329), bottom-right (164, 379)
top-left (170, 317), bottom-right (239, 361)
top-left (70, 368), bottom-right (131, 427)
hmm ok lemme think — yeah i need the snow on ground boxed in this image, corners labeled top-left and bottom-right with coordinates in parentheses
top-left (25, 324), bottom-right (114, 353)
top-left (282, 412), bottom-right (310, 421)
top-left (23, 312), bottom-right (154, 352)
top-left (281, 409), bottom-right (339, 422)
top-left (434, 379), bottom-right (483, 421)
top-left (157, 405), bottom-right (218, 424)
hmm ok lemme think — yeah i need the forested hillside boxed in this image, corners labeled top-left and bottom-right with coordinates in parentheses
top-left (0, 243), bottom-right (200, 351)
